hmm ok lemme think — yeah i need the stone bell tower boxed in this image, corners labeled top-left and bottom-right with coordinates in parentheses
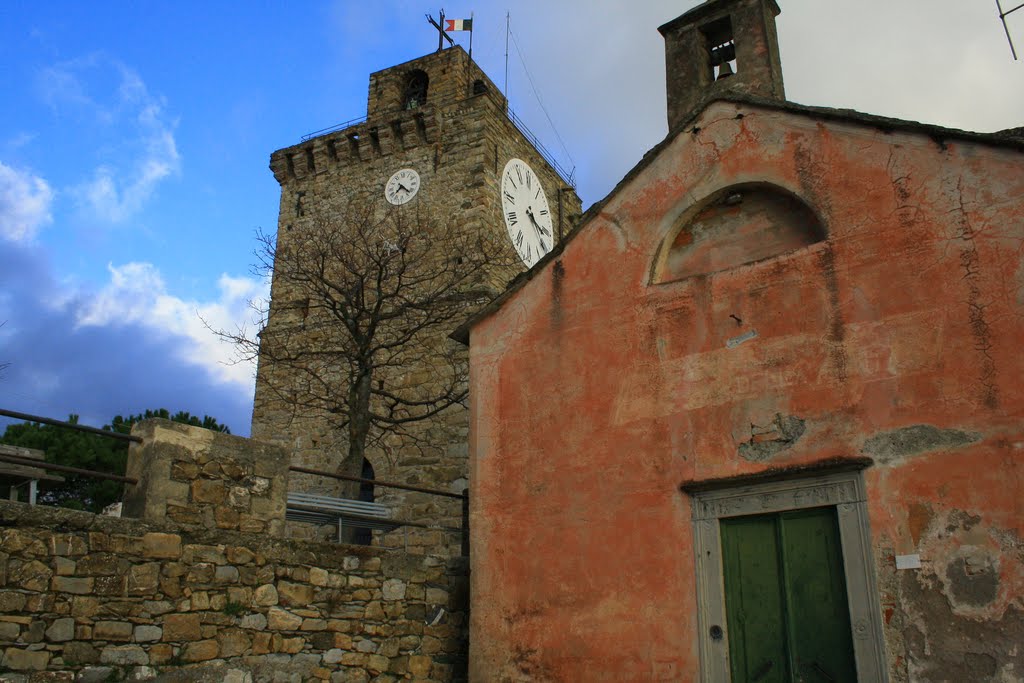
top-left (659, 0), bottom-right (785, 131)
top-left (251, 45), bottom-right (581, 554)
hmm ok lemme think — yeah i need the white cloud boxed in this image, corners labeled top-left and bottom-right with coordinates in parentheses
top-left (76, 262), bottom-right (268, 390)
top-left (75, 86), bottom-right (180, 222)
top-left (76, 261), bottom-right (165, 324)
top-left (37, 57), bottom-right (100, 115)
top-left (0, 161), bottom-right (54, 242)
top-left (40, 56), bottom-right (181, 223)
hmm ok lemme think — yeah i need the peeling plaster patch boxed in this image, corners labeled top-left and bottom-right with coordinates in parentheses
top-left (947, 556), bottom-right (999, 607)
top-left (861, 425), bottom-right (981, 464)
top-left (899, 571), bottom-right (1023, 682)
top-left (737, 414), bottom-right (805, 461)
top-left (946, 509), bottom-right (983, 535)
top-left (906, 509), bottom-right (1018, 624)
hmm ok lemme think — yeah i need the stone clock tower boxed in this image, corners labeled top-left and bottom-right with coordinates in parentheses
top-left (251, 45), bottom-right (582, 554)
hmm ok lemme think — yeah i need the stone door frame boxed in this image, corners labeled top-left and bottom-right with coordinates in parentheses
top-left (685, 464), bottom-right (889, 683)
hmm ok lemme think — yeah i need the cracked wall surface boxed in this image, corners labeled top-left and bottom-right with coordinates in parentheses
top-left (466, 99), bottom-right (1024, 681)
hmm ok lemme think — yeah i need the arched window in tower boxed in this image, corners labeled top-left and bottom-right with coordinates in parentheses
top-left (403, 70), bottom-right (429, 110)
top-left (353, 458), bottom-right (376, 546)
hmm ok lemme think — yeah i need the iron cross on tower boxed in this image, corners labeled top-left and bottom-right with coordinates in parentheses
top-left (426, 10), bottom-right (455, 52)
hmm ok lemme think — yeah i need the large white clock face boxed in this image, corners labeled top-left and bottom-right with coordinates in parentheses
top-left (501, 158), bottom-right (553, 267)
top-left (385, 168), bottom-right (420, 205)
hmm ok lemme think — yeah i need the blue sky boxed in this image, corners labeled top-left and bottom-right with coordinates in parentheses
top-left (1, 1), bottom-right (1021, 435)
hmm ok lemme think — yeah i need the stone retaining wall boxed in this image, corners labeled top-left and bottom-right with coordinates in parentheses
top-left (0, 501), bottom-right (468, 682)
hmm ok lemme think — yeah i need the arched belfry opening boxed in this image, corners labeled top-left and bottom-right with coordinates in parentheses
top-left (352, 457), bottom-right (376, 546)
top-left (652, 183), bottom-right (826, 284)
top-left (659, 0), bottom-right (784, 131)
top-left (403, 70), bottom-right (429, 110)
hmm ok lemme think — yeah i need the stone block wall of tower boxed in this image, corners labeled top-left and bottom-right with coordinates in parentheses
top-left (251, 46), bottom-right (582, 555)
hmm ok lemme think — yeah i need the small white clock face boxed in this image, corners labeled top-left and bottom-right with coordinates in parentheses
top-left (385, 168), bottom-right (420, 205)
top-left (501, 158), bottom-right (553, 267)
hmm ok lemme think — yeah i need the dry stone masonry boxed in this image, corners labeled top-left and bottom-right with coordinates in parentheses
top-left (0, 503), bottom-right (467, 682)
top-left (0, 420), bottom-right (467, 681)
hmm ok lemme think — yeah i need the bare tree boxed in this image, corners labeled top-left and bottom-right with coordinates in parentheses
top-left (217, 200), bottom-right (514, 491)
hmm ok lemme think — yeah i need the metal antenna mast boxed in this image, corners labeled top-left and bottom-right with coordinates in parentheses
top-left (997, 0), bottom-right (1023, 59)
top-left (504, 13), bottom-right (511, 98)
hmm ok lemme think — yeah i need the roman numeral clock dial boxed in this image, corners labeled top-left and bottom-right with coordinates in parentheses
top-left (385, 168), bottom-right (420, 206)
top-left (501, 158), bottom-right (553, 267)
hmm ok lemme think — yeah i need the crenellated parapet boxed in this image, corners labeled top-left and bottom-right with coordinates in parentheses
top-left (269, 108), bottom-right (440, 186)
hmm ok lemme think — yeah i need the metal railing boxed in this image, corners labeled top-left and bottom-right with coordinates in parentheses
top-left (288, 464), bottom-right (470, 556)
top-left (0, 408), bottom-right (139, 486)
top-left (506, 107), bottom-right (576, 187)
top-left (0, 408), bottom-right (141, 443)
top-left (0, 451), bottom-right (137, 485)
top-left (300, 114), bottom-right (370, 142)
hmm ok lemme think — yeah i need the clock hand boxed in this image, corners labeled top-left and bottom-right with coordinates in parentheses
top-left (524, 207), bottom-right (549, 254)
top-left (526, 206), bottom-right (551, 237)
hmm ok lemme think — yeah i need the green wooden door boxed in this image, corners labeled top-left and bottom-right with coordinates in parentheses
top-left (720, 507), bottom-right (857, 683)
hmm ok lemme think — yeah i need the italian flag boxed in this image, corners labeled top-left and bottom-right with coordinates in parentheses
top-left (445, 18), bottom-right (472, 31)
